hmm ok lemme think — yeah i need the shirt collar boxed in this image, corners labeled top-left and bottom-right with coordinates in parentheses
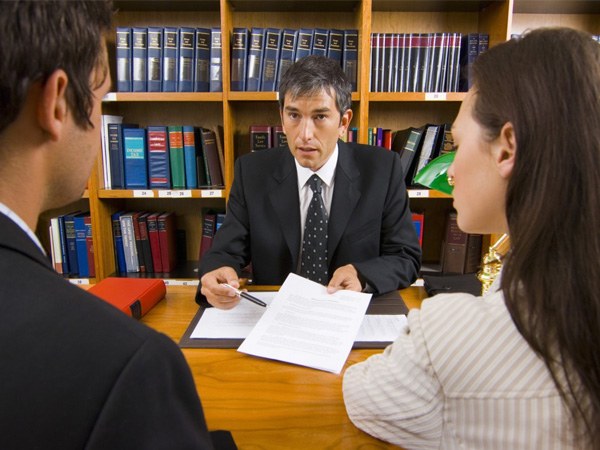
top-left (295, 144), bottom-right (339, 189)
top-left (0, 201), bottom-right (46, 254)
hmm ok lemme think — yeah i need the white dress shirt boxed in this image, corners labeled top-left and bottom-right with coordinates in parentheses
top-left (0, 201), bottom-right (46, 254)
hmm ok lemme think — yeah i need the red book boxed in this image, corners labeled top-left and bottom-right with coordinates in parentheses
top-left (84, 214), bottom-right (95, 278)
top-left (89, 277), bottom-right (166, 319)
top-left (157, 212), bottom-right (177, 273)
top-left (146, 212), bottom-right (163, 273)
top-left (199, 211), bottom-right (216, 261)
top-left (249, 125), bottom-right (272, 151)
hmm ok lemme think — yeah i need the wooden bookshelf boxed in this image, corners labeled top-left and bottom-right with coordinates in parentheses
top-left (62, 0), bottom-right (597, 282)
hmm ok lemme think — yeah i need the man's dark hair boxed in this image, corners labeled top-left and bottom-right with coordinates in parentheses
top-left (278, 55), bottom-right (352, 117)
top-left (0, 0), bottom-right (113, 133)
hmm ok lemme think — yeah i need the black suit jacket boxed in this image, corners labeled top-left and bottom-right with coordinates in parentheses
top-left (0, 213), bottom-right (214, 449)
top-left (197, 141), bottom-right (421, 304)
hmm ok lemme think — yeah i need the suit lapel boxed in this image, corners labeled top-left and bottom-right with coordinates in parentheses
top-left (268, 151), bottom-right (301, 268)
top-left (328, 141), bottom-right (361, 260)
top-left (0, 213), bottom-right (53, 270)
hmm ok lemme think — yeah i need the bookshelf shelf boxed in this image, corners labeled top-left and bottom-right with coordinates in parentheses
top-left (98, 189), bottom-right (225, 199)
top-left (369, 92), bottom-right (467, 102)
top-left (103, 92), bottom-right (223, 102)
top-left (49, 0), bottom-right (591, 283)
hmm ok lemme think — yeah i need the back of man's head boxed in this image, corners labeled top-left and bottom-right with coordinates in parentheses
top-left (0, 0), bottom-right (113, 135)
top-left (278, 55), bottom-right (352, 115)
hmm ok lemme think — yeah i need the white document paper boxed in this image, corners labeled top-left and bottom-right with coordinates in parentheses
top-left (191, 292), bottom-right (276, 339)
top-left (237, 273), bottom-right (371, 374)
top-left (355, 315), bottom-right (407, 342)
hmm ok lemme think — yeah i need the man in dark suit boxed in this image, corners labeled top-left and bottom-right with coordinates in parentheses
top-left (198, 55), bottom-right (421, 309)
top-left (0, 2), bottom-right (215, 448)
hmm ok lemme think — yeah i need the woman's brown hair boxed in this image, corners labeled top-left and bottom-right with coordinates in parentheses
top-left (472, 27), bottom-right (600, 445)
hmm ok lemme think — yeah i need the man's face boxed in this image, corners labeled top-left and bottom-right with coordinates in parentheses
top-left (280, 89), bottom-right (352, 171)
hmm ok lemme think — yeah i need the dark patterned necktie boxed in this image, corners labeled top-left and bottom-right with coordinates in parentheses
top-left (300, 174), bottom-right (328, 284)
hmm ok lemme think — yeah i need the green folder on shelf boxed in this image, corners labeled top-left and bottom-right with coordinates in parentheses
top-left (413, 151), bottom-right (455, 195)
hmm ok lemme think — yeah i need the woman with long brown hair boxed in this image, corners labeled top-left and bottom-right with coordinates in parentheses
top-left (343, 27), bottom-right (600, 448)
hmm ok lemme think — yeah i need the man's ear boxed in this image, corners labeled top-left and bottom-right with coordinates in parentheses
top-left (494, 121), bottom-right (516, 179)
top-left (339, 109), bottom-right (353, 138)
top-left (37, 69), bottom-right (69, 141)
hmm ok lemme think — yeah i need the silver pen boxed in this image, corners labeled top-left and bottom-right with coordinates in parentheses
top-left (221, 283), bottom-right (267, 307)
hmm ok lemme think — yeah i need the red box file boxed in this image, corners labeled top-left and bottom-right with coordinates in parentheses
top-left (88, 277), bottom-right (166, 319)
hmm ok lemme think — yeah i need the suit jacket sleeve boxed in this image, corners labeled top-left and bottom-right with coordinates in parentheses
top-left (86, 332), bottom-right (214, 449)
top-left (350, 149), bottom-right (421, 293)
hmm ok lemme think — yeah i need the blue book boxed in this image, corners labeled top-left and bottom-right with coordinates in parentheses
top-left (162, 27), bottom-right (179, 92)
top-left (57, 214), bottom-right (70, 274)
top-left (194, 28), bottom-right (211, 92)
top-left (63, 211), bottom-right (80, 276)
top-left (73, 213), bottom-right (90, 277)
top-left (147, 126), bottom-right (171, 189)
top-left (132, 27), bottom-right (148, 92)
top-left (246, 27), bottom-right (265, 92)
top-left (178, 27), bottom-right (195, 92)
top-left (327, 29), bottom-right (344, 65)
top-left (147, 27), bottom-right (163, 92)
top-left (182, 126), bottom-right (199, 189)
top-left (111, 211), bottom-right (127, 273)
top-left (260, 28), bottom-right (282, 92)
top-left (342, 29), bottom-right (359, 91)
top-left (295, 28), bottom-right (313, 62)
top-left (312, 28), bottom-right (329, 57)
top-left (209, 27), bottom-right (222, 92)
top-left (276, 29), bottom-right (297, 89)
top-left (231, 27), bottom-right (249, 91)
top-left (107, 123), bottom-right (138, 189)
top-left (123, 127), bottom-right (148, 189)
top-left (116, 27), bottom-right (132, 92)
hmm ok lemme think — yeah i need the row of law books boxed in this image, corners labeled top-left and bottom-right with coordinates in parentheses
top-left (391, 123), bottom-right (454, 187)
top-left (369, 32), bottom-right (488, 93)
top-left (249, 125), bottom-right (288, 151)
top-left (100, 116), bottom-right (225, 190)
top-left (116, 26), bottom-right (222, 92)
top-left (49, 211), bottom-right (94, 278)
top-left (232, 27), bottom-right (359, 92)
top-left (111, 211), bottom-right (178, 274)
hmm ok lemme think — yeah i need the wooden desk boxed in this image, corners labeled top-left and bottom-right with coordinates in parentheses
top-left (142, 286), bottom-right (427, 449)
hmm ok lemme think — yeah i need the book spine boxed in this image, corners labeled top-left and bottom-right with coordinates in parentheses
top-left (157, 213), bottom-right (177, 273)
top-left (209, 27), bottom-right (222, 92)
top-left (57, 215), bottom-right (70, 274)
top-left (326, 29), bottom-right (344, 65)
top-left (311, 28), bottom-right (329, 57)
top-left (147, 126), bottom-right (171, 189)
top-left (273, 125), bottom-right (287, 148)
top-left (276, 29), bottom-right (297, 90)
top-left (194, 28), bottom-right (211, 92)
top-left (182, 125), bottom-right (199, 189)
top-left (64, 213), bottom-right (79, 276)
top-left (260, 28), bottom-right (281, 92)
top-left (116, 27), bottom-right (132, 92)
top-left (123, 128), bottom-right (148, 189)
top-left (162, 27), bottom-right (179, 92)
top-left (342, 29), bottom-right (358, 91)
top-left (146, 213), bottom-right (163, 273)
top-left (111, 212), bottom-right (127, 273)
top-left (295, 28), bottom-right (313, 62)
top-left (74, 214), bottom-right (89, 278)
top-left (119, 214), bottom-right (139, 273)
top-left (250, 125), bottom-right (272, 151)
top-left (246, 27), bottom-right (265, 92)
top-left (231, 27), bottom-right (248, 91)
top-left (107, 123), bottom-right (123, 189)
top-left (131, 212), bottom-right (146, 273)
top-left (132, 27), bottom-right (148, 92)
top-left (49, 217), bottom-right (63, 274)
top-left (200, 128), bottom-right (224, 186)
top-left (84, 214), bottom-right (95, 278)
top-left (199, 212), bottom-right (216, 260)
top-left (168, 126), bottom-right (186, 188)
top-left (147, 27), bottom-right (163, 92)
top-left (138, 213), bottom-right (154, 273)
top-left (194, 127), bottom-right (211, 186)
top-left (178, 27), bottom-right (195, 92)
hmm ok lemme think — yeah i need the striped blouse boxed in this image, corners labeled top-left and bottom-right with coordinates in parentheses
top-left (343, 282), bottom-right (578, 449)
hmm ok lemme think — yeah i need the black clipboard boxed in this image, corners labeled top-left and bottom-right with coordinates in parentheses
top-left (179, 290), bottom-right (408, 349)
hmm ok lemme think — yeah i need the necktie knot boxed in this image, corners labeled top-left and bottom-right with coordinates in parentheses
top-left (308, 174), bottom-right (322, 195)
